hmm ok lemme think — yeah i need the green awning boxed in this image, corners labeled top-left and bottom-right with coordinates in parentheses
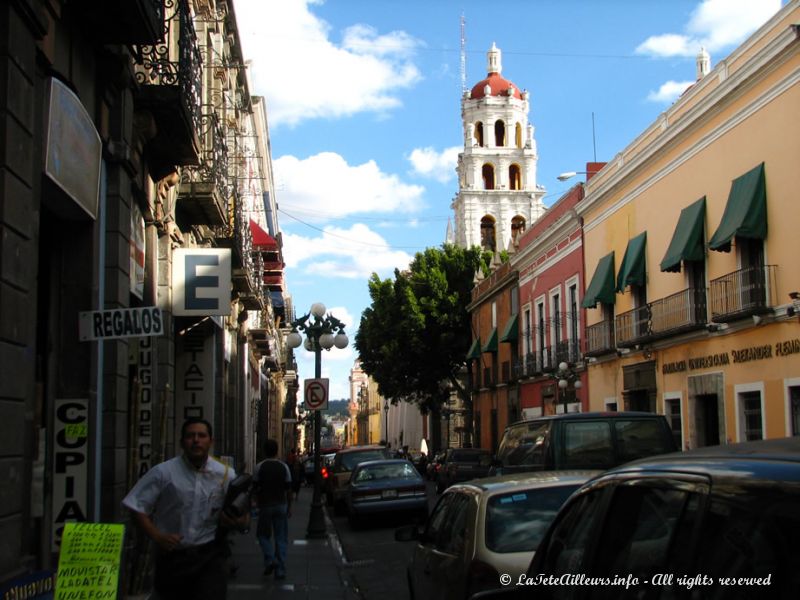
top-left (708, 162), bottom-right (766, 253)
top-left (616, 232), bottom-right (647, 292)
top-left (499, 314), bottom-right (519, 343)
top-left (660, 197), bottom-right (706, 273)
top-left (482, 328), bottom-right (498, 353)
top-left (582, 252), bottom-right (615, 308)
top-left (466, 337), bottom-right (481, 360)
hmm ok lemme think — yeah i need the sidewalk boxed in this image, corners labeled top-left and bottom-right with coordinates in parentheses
top-left (226, 487), bottom-right (362, 599)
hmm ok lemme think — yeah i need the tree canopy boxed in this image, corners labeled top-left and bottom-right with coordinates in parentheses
top-left (355, 244), bottom-right (487, 420)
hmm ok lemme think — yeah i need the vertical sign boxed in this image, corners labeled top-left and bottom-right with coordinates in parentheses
top-left (175, 325), bottom-right (216, 438)
top-left (52, 399), bottom-right (89, 551)
top-left (172, 248), bottom-right (231, 316)
top-left (136, 337), bottom-right (154, 477)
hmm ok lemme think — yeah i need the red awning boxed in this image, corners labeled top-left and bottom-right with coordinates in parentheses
top-left (249, 219), bottom-right (278, 249)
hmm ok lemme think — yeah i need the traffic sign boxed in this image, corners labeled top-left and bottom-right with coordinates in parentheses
top-left (304, 378), bottom-right (329, 411)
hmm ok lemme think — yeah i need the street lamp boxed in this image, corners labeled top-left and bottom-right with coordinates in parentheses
top-left (556, 171), bottom-right (593, 181)
top-left (383, 398), bottom-right (389, 446)
top-left (556, 361), bottom-right (582, 414)
top-left (286, 302), bottom-right (348, 539)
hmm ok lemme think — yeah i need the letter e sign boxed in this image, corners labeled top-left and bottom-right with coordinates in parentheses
top-left (173, 249), bottom-right (232, 316)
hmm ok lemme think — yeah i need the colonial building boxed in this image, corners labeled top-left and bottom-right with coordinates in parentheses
top-left (580, 1), bottom-right (800, 448)
top-left (450, 43), bottom-right (546, 253)
top-left (0, 0), bottom-right (292, 590)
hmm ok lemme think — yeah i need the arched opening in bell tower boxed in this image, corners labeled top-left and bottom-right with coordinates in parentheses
top-left (515, 123), bottom-right (523, 148)
top-left (475, 122), bottom-right (484, 147)
top-left (511, 215), bottom-right (527, 244)
top-left (494, 120), bottom-right (506, 147)
top-left (482, 163), bottom-right (495, 190)
top-left (480, 216), bottom-right (497, 252)
top-left (509, 164), bottom-right (522, 190)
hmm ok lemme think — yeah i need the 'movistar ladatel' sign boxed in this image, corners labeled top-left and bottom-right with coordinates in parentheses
top-left (173, 248), bottom-right (232, 316)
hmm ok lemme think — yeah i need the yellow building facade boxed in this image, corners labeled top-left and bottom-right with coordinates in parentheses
top-left (580, 3), bottom-right (800, 448)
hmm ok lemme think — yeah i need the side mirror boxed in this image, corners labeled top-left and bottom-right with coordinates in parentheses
top-left (394, 524), bottom-right (422, 542)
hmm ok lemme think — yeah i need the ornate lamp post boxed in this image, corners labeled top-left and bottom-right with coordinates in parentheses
top-left (556, 361), bottom-right (582, 414)
top-left (383, 398), bottom-right (389, 445)
top-left (286, 302), bottom-right (348, 539)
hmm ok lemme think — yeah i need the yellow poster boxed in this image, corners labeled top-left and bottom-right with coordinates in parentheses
top-left (55, 522), bottom-right (124, 600)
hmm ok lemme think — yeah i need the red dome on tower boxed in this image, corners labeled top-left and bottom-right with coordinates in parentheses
top-left (470, 73), bottom-right (522, 100)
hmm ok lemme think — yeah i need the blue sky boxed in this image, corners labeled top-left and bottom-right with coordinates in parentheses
top-left (235, 0), bottom-right (784, 401)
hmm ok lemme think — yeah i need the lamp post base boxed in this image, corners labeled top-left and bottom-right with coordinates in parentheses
top-left (305, 499), bottom-right (327, 539)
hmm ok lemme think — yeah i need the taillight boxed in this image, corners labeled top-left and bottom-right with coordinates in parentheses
top-left (467, 560), bottom-right (499, 595)
top-left (321, 467), bottom-right (329, 479)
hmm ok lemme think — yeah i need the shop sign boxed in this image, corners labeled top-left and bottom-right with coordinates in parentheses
top-left (172, 248), bottom-right (231, 316)
top-left (175, 325), bottom-right (215, 436)
top-left (79, 307), bottom-right (164, 341)
top-left (52, 399), bottom-right (89, 551)
top-left (662, 338), bottom-right (800, 374)
top-left (135, 337), bottom-right (154, 478)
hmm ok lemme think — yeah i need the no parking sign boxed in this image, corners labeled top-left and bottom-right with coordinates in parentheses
top-left (304, 378), bottom-right (329, 411)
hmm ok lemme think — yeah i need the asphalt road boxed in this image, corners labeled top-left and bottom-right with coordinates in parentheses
top-left (330, 480), bottom-right (439, 600)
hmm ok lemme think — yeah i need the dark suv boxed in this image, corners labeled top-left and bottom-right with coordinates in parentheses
top-left (471, 436), bottom-right (800, 599)
top-left (492, 412), bottom-right (677, 475)
top-left (436, 447), bottom-right (492, 493)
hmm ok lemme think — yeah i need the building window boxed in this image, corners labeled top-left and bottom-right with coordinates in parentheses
top-left (739, 391), bottom-right (763, 441)
top-left (480, 215), bottom-right (496, 251)
top-left (511, 216), bottom-right (526, 244)
top-left (665, 398), bottom-right (683, 449)
top-left (568, 283), bottom-right (579, 361)
top-left (482, 164), bottom-right (495, 190)
top-left (515, 122), bottom-right (523, 148)
top-left (494, 119), bottom-right (505, 147)
top-left (475, 121), bottom-right (484, 147)
top-left (509, 164), bottom-right (521, 190)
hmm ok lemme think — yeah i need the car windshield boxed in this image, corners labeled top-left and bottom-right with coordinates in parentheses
top-left (354, 463), bottom-right (420, 482)
top-left (498, 422), bottom-right (550, 467)
top-left (341, 450), bottom-right (387, 470)
top-left (486, 484), bottom-right (581, 553)
top-left (449, 450), bottom-right (491, 464)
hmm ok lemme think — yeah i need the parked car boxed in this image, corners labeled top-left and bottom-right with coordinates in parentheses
top-left (345, 459), bottom-right (428, 526)
top-left (436, 448), bottom-right (493, 493)
top-left (325, 444), bottom-right (392, 513)
top-left (303, 451), bottom-right (338, 487)
top-left (491, 411), bottom-right (677, 475)
top-left (397, 471), bottom-right (597, 600)
top-left (470, 436), bottom-right (800, 600)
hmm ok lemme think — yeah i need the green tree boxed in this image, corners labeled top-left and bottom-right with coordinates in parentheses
top-left (355, 244), bottom-right (487, 449)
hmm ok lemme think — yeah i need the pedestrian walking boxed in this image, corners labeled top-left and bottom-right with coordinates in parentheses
top-left (287, 447), bottom-right (303, 499)
top-left (253, 439), bottom-right (292, 579)
top-left (122, 417), bottom-right (249, 600)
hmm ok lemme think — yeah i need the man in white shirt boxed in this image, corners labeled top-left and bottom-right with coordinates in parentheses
top-left (123, 418), bottom-right (248, 599)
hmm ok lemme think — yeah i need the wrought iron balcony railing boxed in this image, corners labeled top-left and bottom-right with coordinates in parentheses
top-left (586, 320), bottom-right (615, 356)
top-left (616, 287), bottom-right (708, 347)
top-left (133, 0), bottom-right (202, 171)
top-left (177, 107), bottom-right (230, 226)
top-left (710, 265), bottom-right (776, 323)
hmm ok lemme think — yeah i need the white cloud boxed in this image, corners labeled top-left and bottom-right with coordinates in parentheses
top-left (408, 146), bottom-right (461, 183)
top-left (235, 0), bottom-right (423, 127)
top-left (646, 80), bottom-right (695, 103)
top-left (636, 0), bottom-right (782, 58)
top-left (275, 152), bottom-right (425, 220)
top-left (282, 223), bottom-right (413, 280)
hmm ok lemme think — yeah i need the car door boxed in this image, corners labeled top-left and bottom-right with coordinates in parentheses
top-left (412, 490), bottom-right (475, 600)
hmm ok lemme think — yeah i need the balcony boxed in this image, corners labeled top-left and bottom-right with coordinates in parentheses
top-left (72, 0), bottom-right (164, 44)
top-left (616, 287), bottom-right (708, 348)
top-left (133, 0), bottom-right (202, 178)
top-left (217, 192), bottom-right (263, 310)
top-left (710, 265), bottom-right (776, 323)
top-left (177, 108), bottom-right (230, 227)
top-left (586, 320), bottom-right (615, 356)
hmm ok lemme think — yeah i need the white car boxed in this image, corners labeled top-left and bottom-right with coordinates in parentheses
top-left (396, 471), bottom-right (599, 600)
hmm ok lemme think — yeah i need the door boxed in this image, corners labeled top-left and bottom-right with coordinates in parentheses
top-left (695, 394), bottom-right (720, 447)
top-left (411, 491), bottom-right (473, 600)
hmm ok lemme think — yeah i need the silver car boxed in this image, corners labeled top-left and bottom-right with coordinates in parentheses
top-left (397, 471), bottom-right (599, 600)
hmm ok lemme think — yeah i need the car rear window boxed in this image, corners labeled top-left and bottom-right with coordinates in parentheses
top-left (497, 422), bottom-right (550, 467)
top-left (562, 421), bottom-right (614, 468)
top-left (486, 484), bottom-right (581, 553)
top-left (354, 462), bottom-right (420, 482)
top-left (341, 450), bottom-right (388, 470)
top-left (614, 420), bottom-right (675, 462)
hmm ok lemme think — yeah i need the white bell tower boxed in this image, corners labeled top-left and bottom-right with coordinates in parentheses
top-left (450, 43), bottom-right (545, 252)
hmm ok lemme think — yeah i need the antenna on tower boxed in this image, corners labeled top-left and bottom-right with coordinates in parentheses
top-left (460, 12), bottom-right (466, 93)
